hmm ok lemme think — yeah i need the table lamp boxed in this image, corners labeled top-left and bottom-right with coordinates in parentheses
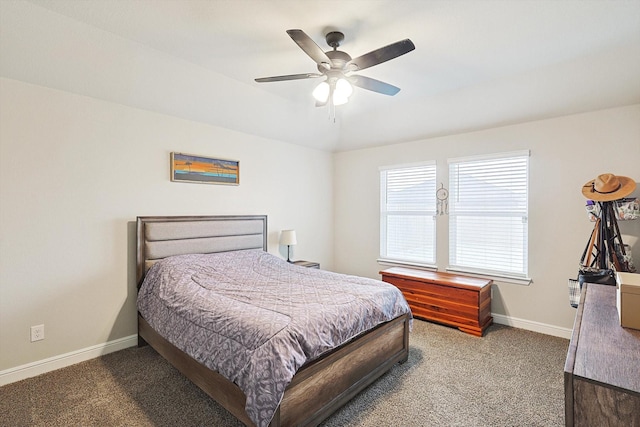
top-left (279, 230), bottom-right (297, 262)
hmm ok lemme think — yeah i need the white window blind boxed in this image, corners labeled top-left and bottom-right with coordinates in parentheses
top-left (380, 162), bottom-right (437, 265)
top-left (448, 151), bottom-right (529, 278)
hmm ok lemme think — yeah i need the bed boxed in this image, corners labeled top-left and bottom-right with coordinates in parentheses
top-left (136, 215), bottom-right (411, 427)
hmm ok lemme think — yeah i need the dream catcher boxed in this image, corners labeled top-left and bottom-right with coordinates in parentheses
top-left (437, 183), bottom-right (449, 215)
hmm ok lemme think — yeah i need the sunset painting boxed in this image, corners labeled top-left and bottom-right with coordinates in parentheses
top-left (170, 153), bottom-right (239, 185)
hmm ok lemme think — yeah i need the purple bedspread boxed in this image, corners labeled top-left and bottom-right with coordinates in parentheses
top-left (137, 249), bottom-right (411, 427)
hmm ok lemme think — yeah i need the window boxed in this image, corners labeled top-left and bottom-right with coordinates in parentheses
top-left (448, 151), bottom-right (529, 279)
top-left (380, 162), bottom-right (437, 266)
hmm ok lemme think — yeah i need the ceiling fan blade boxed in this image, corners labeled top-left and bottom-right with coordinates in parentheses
top-left (347, 39), bottom-right (415, 72)
top-left (255, 73), bottom-right (323, 83)
top-left (286, 29), bottom-right (332, 69)
top-left (349, 75), bottom-right (401, 96)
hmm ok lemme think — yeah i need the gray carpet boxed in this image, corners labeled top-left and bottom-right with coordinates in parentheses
top-left (1, 320), bottom-right (569, 426)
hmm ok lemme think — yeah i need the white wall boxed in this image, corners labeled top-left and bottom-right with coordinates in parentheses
top-left (333, 104), bottom-right (640, 335)
top-left (0, 77), bottom-right (333, 374)
top-left (2, 75), bottom-right (638, 381)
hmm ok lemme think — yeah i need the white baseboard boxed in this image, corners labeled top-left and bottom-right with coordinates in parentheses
top-left (0, 334), bottom-right (138, 386)
top-left (0, 315), bottom-right (571, 387)
top-left (492, 313), bottom-right (573, 339)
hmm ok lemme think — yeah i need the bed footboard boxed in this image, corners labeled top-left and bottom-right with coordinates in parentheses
top-left (138, 313), bottom-right (410, 427)
top-left (275, 312), bottom-right (410, 426)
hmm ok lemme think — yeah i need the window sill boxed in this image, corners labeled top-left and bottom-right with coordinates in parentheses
top-left (377, 259), bottom-right (438, 271)
top-left (445, 266), bottom-right (532, 286)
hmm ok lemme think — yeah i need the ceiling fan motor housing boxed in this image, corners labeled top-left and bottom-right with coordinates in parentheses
top-left (316, 32), bottom-right (352, 73)
top-left (318, 50), bottom-right (352, 73)
top-left (325, 31), bottom-right (345, 48)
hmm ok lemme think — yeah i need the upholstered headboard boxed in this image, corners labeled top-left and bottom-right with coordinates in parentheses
top-left (136, 215), bottom-right (267, 286)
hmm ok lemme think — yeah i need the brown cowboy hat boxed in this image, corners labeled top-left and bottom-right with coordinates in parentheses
top-left (582, 173), bottom-right (636, 201)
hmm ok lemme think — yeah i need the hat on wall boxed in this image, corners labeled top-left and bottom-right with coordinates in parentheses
top-left (582, 173), bottom-right (636, 201)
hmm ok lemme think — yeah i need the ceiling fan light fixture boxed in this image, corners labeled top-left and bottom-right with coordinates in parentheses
top-left (332, 93), bottom-right (349, 106)
top-left (312, 81), bottom-right (330, 103)
top-left (335, 78), bottom-right (353, 98)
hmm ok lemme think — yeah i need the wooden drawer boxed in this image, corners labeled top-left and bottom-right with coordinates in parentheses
top-left (381, 267), bottom-right (492, 337)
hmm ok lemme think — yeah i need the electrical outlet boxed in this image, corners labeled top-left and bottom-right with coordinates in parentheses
top-left (30, 324), bottom-right (44, 342)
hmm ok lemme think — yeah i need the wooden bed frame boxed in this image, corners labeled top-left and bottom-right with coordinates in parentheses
top-left (136, 215), bottom-right (410, 427)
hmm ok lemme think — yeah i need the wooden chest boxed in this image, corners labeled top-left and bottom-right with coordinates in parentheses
top-left (380, 267), bottom-right (493, 337)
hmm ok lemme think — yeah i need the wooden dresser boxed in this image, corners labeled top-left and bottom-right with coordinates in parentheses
top-left (380, 267), bottom-right (492, 337)
top-left (564, 283), bottom-right (640, 426)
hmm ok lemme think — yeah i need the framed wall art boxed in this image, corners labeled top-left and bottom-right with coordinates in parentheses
top-left (170, 152), bottom-right (239, 185)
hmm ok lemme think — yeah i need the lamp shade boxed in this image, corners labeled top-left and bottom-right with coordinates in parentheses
top-left (332, 93), bottom-right (349, 106)
top-left (312, 82), bottom-right (330, 103)
top-left (279, 230), bottom-right (297, 246)
top-left (335, 78), bottom-right (353, 98)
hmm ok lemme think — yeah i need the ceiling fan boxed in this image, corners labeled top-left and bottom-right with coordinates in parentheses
top-left (255, 29), bottom-right (415, 107)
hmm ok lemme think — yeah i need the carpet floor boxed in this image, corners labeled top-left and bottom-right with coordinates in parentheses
top-left (1, 320), bottom-right (569, 426)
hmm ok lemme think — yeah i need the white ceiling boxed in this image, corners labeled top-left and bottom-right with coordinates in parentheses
top-left (2, 0), bottom-right (640, 151)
